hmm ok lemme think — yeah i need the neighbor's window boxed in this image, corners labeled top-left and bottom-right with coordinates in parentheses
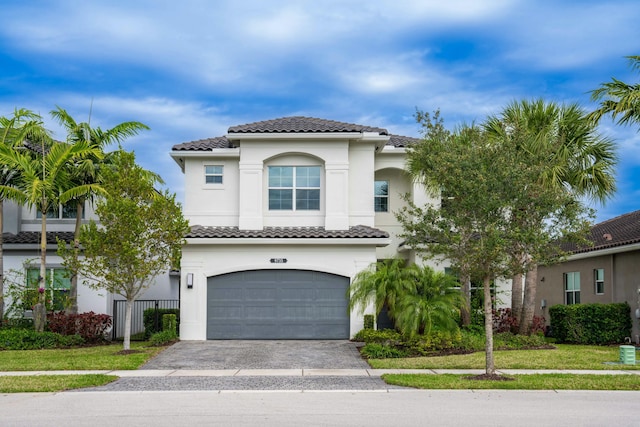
top-left (374, 180), bottom-right (389, 212)
top-left (268, 166), bottom-right (320, 210)
top-left (564, 272), bottom-right (580, 305)
top-left (26, 267), bottom-right (71, 311)
top-left (205, 165), bottom-right (223, 184)
top-left (594, 268), bottom-right (604, 295)
top-left (36, 202), bottom-right (85, 219)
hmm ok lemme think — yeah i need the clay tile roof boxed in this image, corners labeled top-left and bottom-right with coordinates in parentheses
top-left (186, 225), bottom-right (389, 239)
top-left (227, 116), bottom-right (388, 135)
top-left (564, 210), bottom-right (640, 254)
top-left (172, 136), bottom-right (232, 151)
top-left (387, 134), bottom-right (420, 148)
top-left (2, 231), bottom-right (75, 245)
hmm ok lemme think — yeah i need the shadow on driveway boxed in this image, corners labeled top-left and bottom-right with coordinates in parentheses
top-left (141, 340), bottom-right (369, 370)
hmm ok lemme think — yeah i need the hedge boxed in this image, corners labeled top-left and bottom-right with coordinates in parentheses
top-left (549, 302), bottom-right (631, 345)
top-left (143, 308), bottom-right (180, 338)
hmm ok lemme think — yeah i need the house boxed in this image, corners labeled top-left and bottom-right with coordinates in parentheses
top-left (170, 116), bottom-right (457, 340)
top-left (535, 210), bottom-right (640, 341)
top-left (1, 198), bottom-right (178, 329)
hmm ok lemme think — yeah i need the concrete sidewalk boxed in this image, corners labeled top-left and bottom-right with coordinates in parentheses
top-left (2, 368), bottom-right (639, 377)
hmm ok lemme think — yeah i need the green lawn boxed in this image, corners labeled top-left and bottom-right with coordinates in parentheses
top-left (0, 342), bottom-right (165, 371)
top-left (0, 375), bottom-right (118, 392)
top-left (383, 373), bottom-right (640, 390)
top-left (367, 344), bottom-right (640, 370)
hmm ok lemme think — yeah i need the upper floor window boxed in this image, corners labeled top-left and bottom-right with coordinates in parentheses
top-left (268, 166), bottom-right (320, 211)
top-left (205, 165), bottom-right (223, 184)
top-left (374, 180), bottom-right (389, 212)
top-left (36, 202), bottom-right (84, 219)
top-left (594, 268), bottom-right (604, 295)
top-left (564, 272), bottom-right (580, 305)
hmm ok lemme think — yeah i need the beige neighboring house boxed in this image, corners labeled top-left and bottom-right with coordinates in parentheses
top-left (536, 210), bottom-right (640, 341)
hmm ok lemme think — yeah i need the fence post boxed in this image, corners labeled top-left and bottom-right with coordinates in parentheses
top-left (112, 300), bottom-right (118, 341)
top-left (154, 300), bottom-right (160, 334)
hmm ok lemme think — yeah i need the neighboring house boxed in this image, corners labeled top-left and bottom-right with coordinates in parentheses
top-left (535, 210), bottom-right (640, 341)
top-left (1, 199), bottom-right (178, 321)
top-left (171, 116), bottom-right (458, 340)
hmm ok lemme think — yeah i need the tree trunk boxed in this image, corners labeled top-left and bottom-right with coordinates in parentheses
top-left (483, 275), bottom-right (495, 375)
top-left (511, 272), bottom-right (523, 325)
top-left (460, 274), bottom-right (471, 327)
top-left (68, 200), bottom-right (83, 315)
top-left (35, 214), bottom-right (48, 332)
top-left (0, 199), bottom-right (4, 318)
top-left (519, 266), bottom-right (538, 335)
top-left (124, 299), bottom-right (133, 351)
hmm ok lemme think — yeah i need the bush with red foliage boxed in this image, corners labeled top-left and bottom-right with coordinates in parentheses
top-left (47, 311), bottom-right (112, 343)
top-left (492, 308), bottom-right (546, 335)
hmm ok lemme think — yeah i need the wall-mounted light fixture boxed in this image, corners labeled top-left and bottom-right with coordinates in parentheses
top-left (186, 273), bottom-right (194, 289)
top-left (540, 276), bottom-right (545, 282)
top-left (540, 299), bottom-right (547, 310)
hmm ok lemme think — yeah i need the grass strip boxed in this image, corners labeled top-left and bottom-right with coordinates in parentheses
top-left (383, 373), bottom-right (640, 390)
top-left (0, 342), bottom-right (165, 371)
top-left (368, 344), bottom-right (640, 370)
top-left (0, 374), bottom-right (118, 393)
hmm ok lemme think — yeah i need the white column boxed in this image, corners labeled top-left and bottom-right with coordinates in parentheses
top-left (238, 162), bottom-right (264, 230)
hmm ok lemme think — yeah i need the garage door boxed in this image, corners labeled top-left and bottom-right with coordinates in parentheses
top-left (207, 270), bottom-right (350, 339)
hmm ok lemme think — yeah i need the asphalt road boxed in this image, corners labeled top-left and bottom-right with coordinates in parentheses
top-left (2, 389), bottom-right (638, 426)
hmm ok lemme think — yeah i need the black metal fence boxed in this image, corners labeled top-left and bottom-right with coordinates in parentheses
top-left (112, 299), bottom-right (179, 340)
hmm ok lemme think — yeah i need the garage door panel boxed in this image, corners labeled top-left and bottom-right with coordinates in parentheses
top-left (207, 270), bottom-right (349, 339)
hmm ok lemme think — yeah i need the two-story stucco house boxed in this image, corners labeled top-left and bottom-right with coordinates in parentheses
top-left (170, 116), bottom-right (445, 340)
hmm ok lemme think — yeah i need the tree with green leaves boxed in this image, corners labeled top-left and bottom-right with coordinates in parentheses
top-left (348, 258), bottom-right (463, 338)
top-left (51, 106), bottom-right (149, 314)
top-left (589, 55), bottom-right (640, 128)
top-left (485, 99), bottom-right (617, 333)
top-left (60, 150), bottom-right (189, 350)
top-left (0, 116), bottom-right (102, 330)
top-left (398, 112), bottom-right (591, 376)
top-left (0, 109), bottom-right (51, 317)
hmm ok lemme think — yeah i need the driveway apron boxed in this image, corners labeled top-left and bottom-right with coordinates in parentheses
top-left (141, 340), bottom-right (369, 370)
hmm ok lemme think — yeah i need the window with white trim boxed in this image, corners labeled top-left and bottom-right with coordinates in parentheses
top-left (564, 272), bottom-right (580, 305)
top-left (268, 166), bottom-right (320, 210)
top-left (594, 268), bottom-right (604, 295)
top-left (374, 180), bottom-right (389, 212)
top-left (204, 165), bottom-right (223, 184)
top-left (36, 202), bottom-right (85, 219)
top-left (26, 267), bottom-right (71, 311)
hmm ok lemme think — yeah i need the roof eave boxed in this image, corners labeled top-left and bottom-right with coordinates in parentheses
top-left (185, 237), bottom-right (391, 247)
top-left (567, 241), bottom-right (640, 260)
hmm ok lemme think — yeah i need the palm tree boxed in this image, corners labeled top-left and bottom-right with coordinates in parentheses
top-left (0, 138), bottom-right (103, 331)
top-left (485, 99), bottom-right (617, 333)
top-left (50, 107), bottom-right (149, 314)
top-left (348, 258), bottom-right (414, 322)
top-left (0, 109), bottom-right (51, 318)
top-left (589, 55), bottom-right (640, 127)
top-left (392, 266), bottom-right (463, 338)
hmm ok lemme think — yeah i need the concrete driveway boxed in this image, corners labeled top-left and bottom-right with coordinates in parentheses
top-left (141, 340), bottom-right (369, 370)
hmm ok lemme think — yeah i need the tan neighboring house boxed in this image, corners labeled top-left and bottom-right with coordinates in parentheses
top-left (536, 210), bottom-right (640, 341)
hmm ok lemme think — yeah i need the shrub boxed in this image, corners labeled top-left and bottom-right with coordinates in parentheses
top-left (353, 328), bottom-right (402, 344)
top-left (162, 314), bottom-right (177, 333)
top-left (492, 308), bottom-right (519, 333)
top-left (143, 308), bottom-right (180, 338)
top-left (363, 314), bottom-right (375, 330)
top-left (47, 311), bottom-right (112, 343)
top-left (549, 303), bottom-right (631, 345)
top-left (493, 332), bottom-right (548, 349)
top-left (403, 329), bottom-right (463, 355)
top-left (0, 318), bottom-right (33, 330)
top-left (149, 330), bottom-right (178, 346)
top-left (0, 329), bottom-right (84, 350)
top-left (360, 343), bottom-right (408, 359)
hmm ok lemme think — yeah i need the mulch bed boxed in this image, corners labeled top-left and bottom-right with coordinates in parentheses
top-left (465, 373), bottom-right (515, 381)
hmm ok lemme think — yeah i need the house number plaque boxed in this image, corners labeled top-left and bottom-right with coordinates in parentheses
top-left (270, 258), bottom-right (287, 263)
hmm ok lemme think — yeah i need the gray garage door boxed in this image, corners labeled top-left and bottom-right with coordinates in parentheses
top-left (207, 270), bottom-right (350, 339)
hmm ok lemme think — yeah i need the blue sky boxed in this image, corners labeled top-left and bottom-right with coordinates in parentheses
top-left (1, 0), bottom-right (638, 223)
